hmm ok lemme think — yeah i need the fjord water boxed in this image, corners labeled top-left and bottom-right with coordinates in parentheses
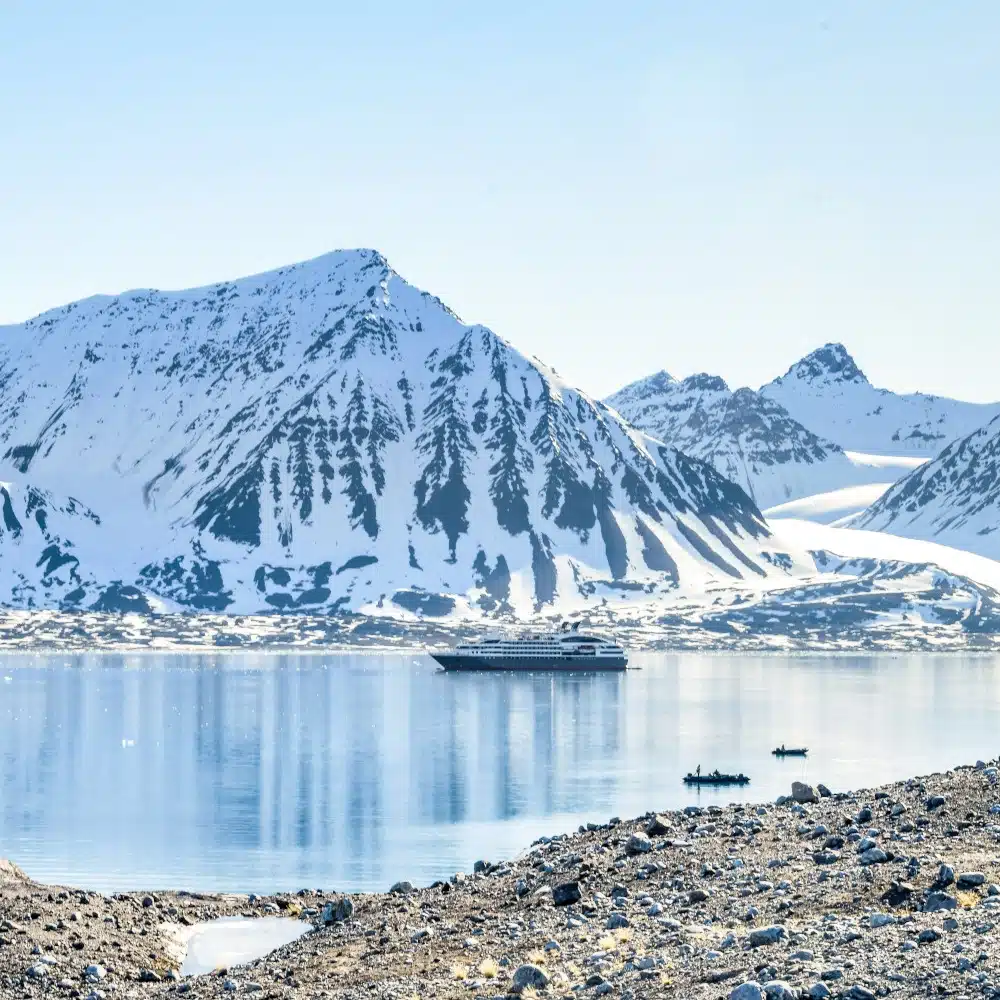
top-left (1, 653), bottom-right (998, 894)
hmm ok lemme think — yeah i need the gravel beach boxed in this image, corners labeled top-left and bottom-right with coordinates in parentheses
top-left (3, 761), bottom-right (1000, 1000)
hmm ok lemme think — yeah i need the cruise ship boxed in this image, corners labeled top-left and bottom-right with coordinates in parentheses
top-left (430, 624), bottom-right (627, 671)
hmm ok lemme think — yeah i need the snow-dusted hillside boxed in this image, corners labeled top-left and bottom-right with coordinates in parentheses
top-left (605, 370), bottom-right (890, 509)
top-left (854, 415), bottom-right (1000, 559)
top-left (761, 343), bottom-right (1000, 456)
top-left (0, 249), bottom-right (791, 615)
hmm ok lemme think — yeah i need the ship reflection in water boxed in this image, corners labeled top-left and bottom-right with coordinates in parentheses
top-left (1, 652), bottom-right (999, 893)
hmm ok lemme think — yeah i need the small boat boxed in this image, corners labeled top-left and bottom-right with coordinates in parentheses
top-left (683, 770), bottom-right (749, 786)
top-left (772, 745), bottom-right (808, 757)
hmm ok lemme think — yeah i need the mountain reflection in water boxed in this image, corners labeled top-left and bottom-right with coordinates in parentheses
top-left (1, 652), bottom-right (998, 893)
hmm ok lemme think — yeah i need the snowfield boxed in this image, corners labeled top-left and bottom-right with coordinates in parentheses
top-left (763, 483), bottom-right (895, 525)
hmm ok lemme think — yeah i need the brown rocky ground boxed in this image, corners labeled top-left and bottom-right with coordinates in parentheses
top-left (3, 761), bottom-right (1000, 1000)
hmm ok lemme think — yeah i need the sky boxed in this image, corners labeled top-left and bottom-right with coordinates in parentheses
top-left (2, 1), bottom-right (999, 401)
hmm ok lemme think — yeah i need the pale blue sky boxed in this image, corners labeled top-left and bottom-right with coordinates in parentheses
top-left (2, 2), bottom-right (998, 400)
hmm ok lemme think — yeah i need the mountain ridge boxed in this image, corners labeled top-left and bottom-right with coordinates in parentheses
top-left (761, 342), bottom-right (1000, 456)
top-left (0, 248), bottom-right (786, 615)
top-left (855, 414), bottom-right (1000, 559)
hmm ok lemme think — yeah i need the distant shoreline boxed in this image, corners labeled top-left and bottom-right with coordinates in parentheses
top-left (1, 609), bottom-right (999, 654)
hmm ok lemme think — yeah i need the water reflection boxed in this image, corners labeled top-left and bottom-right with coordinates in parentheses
top-left (0, 652), bottom-right (998, 893)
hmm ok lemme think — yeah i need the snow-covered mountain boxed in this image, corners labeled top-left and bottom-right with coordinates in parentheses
top-left (761, 343), bottom-right (1000, 456)
top-left (605, 370), bottom-right (887, 510)
top-left (854, 414), bottom-right (1000, 559)
top-left (0, 249), bottom-right (788, 614)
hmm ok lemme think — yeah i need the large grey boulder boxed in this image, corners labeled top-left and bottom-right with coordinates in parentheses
top-left (791, 781), bottom-right (819, 804)
top-left (748, 925), bottom-right (786, 947)
top-left (729, 984), bottom-right (764, 1000)
top-left (511, 964), bottom-right (550, 992)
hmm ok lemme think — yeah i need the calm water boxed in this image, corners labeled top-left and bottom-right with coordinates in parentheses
top-left (1, 652), bottom-right (999, 894)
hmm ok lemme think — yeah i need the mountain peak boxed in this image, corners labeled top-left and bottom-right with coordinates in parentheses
top-left (682, 373), bottom-right (729, 393)
top-left (779, 343), bottom-right (869, 387)
top-left (605, 370), bottom-right (677, 407)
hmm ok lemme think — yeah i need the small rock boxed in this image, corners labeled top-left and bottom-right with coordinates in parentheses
top-left (688, 888), bottom-right (709, 904)
top-left (869, 913), bottom-right (895, 928)
top-left (606, 912), bottom-right (630, 929)
top-left (923, 891), bottom-right (958, 912)
top-left (26, 964), bottom-right (49, 979)
top-left (763, 983), bottom-right (795, 1000)
top-left (918, 928), bottom-right (941, 943)
top-left (812, 850), bottom-right (840, 865)
top-left (138, 970), bottom-right (161, 982)
top-left (881, 881), bottom-right (914, 907)
top-left (937, 864), bottom-right (955, 887)
top-left (321, 897), bottom-right (354, 923)
top-left (625, 831), bottom-right (652, 855)
top-left (84, 965), bottom-right (107, 981)
top-left (845, 988), bottom-right (876, 1000)
top-left (808, 985), bottom-right (832, 1000)
top-left (926, 794), bottom-right (946, 810)
top-left (410, 927), bottom-right (433, 943)
top-left (511, 964), bottom-right (550, 993)
top-left (858, 847), bottom-right (888, 865)
top-left (389, 881), bottom-right (414, 895)
top-left (817, 783), bottom-right (832, 798)
top-left (647, 814), bottom-right (671, 836)
top-left (552, 881), bottom-right (581, 906)
top-left (958, 872), bottom-right (986, 887)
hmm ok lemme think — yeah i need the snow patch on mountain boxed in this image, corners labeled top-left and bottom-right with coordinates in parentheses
top-left (762, 343), bottom-right (1000, 456)
top-left (763, 482), bottom-right (895, 525)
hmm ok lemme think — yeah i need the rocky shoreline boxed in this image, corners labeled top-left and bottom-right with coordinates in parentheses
top-left (3, 763), bottom-right (1000, 1000)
